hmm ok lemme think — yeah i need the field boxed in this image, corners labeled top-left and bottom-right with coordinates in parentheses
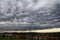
top-left (0, 32), bottom-right (60, 40)
top-left (0, 37), bottom-right (50, 40)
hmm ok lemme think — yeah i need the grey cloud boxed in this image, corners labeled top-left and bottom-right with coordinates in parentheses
top-left (0, 0), bottom-right (60, 30)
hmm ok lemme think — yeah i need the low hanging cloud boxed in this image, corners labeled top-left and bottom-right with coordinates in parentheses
top-left (0, 0), bottom-right (60, 30)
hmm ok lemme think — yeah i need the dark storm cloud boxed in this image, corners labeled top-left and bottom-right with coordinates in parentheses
top-left (0, 0), bottom-right (60, 30)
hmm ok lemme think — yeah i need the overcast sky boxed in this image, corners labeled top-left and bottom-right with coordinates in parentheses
top-left (0, 0), bottom-right (60, 30)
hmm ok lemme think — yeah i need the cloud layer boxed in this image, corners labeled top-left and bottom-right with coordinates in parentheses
top-left (0, 0), bottom-right (60, 30)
